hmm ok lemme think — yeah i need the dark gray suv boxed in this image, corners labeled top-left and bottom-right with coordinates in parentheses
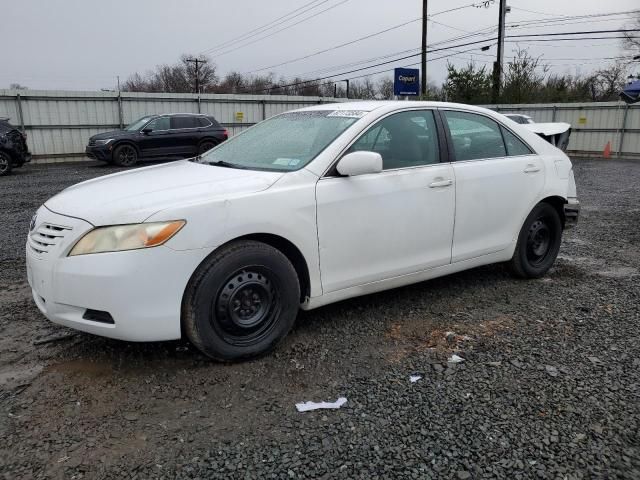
top-left (86, 113), bottom-right (228, 167)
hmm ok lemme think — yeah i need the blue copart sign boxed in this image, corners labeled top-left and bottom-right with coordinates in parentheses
top-left (394, 68), bottom-right (420, 96)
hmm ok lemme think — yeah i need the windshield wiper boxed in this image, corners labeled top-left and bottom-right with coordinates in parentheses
top-left (192, 155), bottom-right (248, 169)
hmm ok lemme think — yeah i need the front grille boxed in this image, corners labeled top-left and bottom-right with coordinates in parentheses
top-left (28, 223), bottom-right (72, 255)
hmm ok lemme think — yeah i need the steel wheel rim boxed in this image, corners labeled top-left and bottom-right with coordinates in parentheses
top-left (118, 146), bottom-right (136, 166)
top-left (526, 217), bottom-right (552, 266)
top-left (213, 267), bottom-right (281, 346)
top-left (0, 155), bottom-right (8, 173)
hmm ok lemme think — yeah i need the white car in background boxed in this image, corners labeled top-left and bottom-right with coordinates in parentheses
top-left (504, 113), bottom-right (572, 152)
top-left (26, 101), bottom-right (579, 361)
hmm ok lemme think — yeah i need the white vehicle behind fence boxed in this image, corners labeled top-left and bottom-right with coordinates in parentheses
top-left (504, 113), bottom-right (572, 152)
top-left (26, 101), bottom-right (579, 361)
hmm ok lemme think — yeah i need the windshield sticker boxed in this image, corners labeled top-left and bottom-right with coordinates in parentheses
top-left (273, 158), bottom-right (300, 166)
top-left (327, 110), bottom-right (368, 119)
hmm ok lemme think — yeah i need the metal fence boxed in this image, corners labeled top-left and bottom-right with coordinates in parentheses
top-left (0, 89), bottom-right (344, 163)
top-left (1, 90), bottom-right (639, 162)
top-left (486, 101), bottom-right (640, 159)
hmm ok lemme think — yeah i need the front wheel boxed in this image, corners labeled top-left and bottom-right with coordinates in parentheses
top-left (0, 152), bottom-right (13, 176)
top-left (183, 240), bottom-right (300, 361)
top-left (509, 202), bottom-right (562, 278)
top-left (112, 144), bottom-right (138, 167)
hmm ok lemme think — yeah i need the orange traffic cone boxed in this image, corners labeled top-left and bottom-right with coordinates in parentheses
top-left (603, 141), bottom-right (611, 159)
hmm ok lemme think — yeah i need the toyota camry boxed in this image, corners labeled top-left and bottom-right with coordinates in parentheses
top-left (26, 102), bottom-right (579, 361)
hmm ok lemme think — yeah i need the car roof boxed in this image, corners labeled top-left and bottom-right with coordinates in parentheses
top-left (157, 113), bottom-right (210, 117)
top-left (294, 100), bottom-right (501, 114)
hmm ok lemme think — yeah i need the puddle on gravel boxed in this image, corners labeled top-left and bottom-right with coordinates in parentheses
top-left (557, 255), bottom-right (638, 278)
top-left (597, 266), bottom-right (639, 278)
top-left (47, 359), bottom-right (113, 377)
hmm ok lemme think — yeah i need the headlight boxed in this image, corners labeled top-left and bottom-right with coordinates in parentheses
top-left (69, 220), bottom-right (186, 256)
top-left (94, 138), bottom-right (114, 145)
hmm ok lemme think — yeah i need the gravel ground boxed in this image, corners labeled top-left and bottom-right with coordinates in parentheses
top-left (0, 158), bottom-right (639, 479)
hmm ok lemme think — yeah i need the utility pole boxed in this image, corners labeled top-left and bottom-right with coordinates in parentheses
top-left (421, 0), bottom-right (428, 96)
top-left (185, 58), bottom-right (207, 94)
top-left (346, 79), bottom-right (350, 99)
top-left (491, 0), bottom-right (507, 103)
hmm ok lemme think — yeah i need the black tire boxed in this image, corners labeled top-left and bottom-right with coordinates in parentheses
top-left (509, 202), bottom-right (563, 279)
top-left (112, 144), bottom-right (138, 167)
top-left (183, 240), bottom-right (300, 361)
top-left (198, 140), bottom-right (217, 154)
top-left (0, 152), bottom-right (12, 177)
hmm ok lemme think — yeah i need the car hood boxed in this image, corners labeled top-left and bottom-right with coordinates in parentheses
top-left (90, 130), bottom-right (133, 141)
top-left (45, 160), bottom-right (284, 225)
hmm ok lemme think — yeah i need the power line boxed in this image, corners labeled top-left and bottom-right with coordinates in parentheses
top-left (246, 17), bottom-right (422, 74)
top-left (507, 28), bottom-right (640, 39)
top-left (204, 0), bottom-right (352, 59)
top-left (243, 2), bottom-right (481, 74)
top-left (244, 37), bottom-right (500, 93)
top-left (198, 0), bottom-right (328, 55)
top-left (243, 27), bottom-right (640, 94)
top-left (507, 36), bottom-right (635, 43)
top-left (509, 6), bottom-right (565, 17)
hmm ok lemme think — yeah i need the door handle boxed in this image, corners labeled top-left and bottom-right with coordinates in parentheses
top-left (524, 164), bottom-right (541, 173)
top-left (428, 179), bottom-right (453, 188)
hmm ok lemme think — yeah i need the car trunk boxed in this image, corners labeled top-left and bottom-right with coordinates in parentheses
top-left (523, 123), bottom-right (571, 152)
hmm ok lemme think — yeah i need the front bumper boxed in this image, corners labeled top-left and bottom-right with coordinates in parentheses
top-left (564, 199), bottom-right (580, 229)
top-left (85, 144), bottom-right (111, 161)
top-left (26, 206), bottom-right (213, 342)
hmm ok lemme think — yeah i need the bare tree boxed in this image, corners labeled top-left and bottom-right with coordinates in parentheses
top-left (501, 49), bottom-right (548, 104)
top-left (377, 78), bottom-right (394, 99)
top-left (9, 83), bottom-right (28, 90)
top-left (591, 62), bottom-right (629, 100)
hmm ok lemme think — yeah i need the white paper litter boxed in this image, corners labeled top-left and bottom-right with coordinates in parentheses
top-left (296, 397), bottom-right (347, 412)
top-left (448, 354), bottom-right (465, 363)
top-left (409, 375), bottom-right (422, 383)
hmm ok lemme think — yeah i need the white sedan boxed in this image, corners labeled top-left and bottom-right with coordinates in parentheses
top-left (26, 101), bottom-right (579, 361)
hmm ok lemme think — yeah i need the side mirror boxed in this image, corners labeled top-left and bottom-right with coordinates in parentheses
top-left (141, 128), bottom-right (153, 134)
top-left (336, 151), bottom-right (383, 176)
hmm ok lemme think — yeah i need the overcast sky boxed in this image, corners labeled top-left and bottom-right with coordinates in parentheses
top-left (3, 0), bottom-right (639, 91)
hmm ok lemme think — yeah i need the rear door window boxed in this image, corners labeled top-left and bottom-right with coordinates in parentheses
top-left (171, 116), bottom-right (198, 129)
top-left (443, 110), bottom-right (506, 161)
top-left (197, 117), bottom-right (212, 127)
top-left (501, 127), bottom-right (533, 156)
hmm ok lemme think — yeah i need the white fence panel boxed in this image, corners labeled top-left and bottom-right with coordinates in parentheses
top-left (2, 91), bottom-right (639, 162)
top-left (488, 102), bottom-right (640, 158)
top-left (0, 89), bottom-right (343, 162)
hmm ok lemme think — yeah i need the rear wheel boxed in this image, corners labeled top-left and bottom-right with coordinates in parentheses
top-left (0, 152), bottom-right (12, 176)
top-left (509, 202), bottom-right (562, 278)
top-left (198, 140), bottom-right (217, 154)
top-left (183, 240), bottom-right (300, 361)
top-left (112, 144), bottom-right (138, 167)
